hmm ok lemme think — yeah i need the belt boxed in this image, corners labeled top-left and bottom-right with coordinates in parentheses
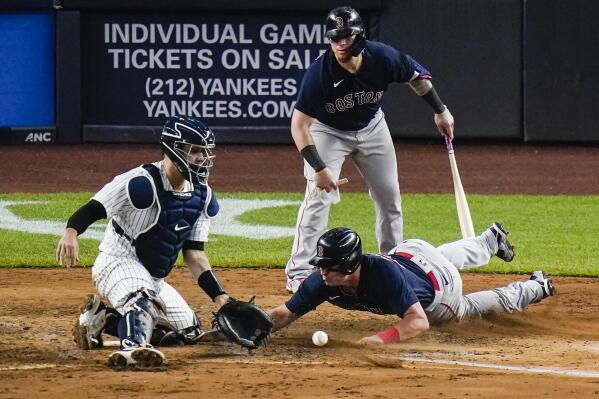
top-left (112, 220), bottom-right (135, 246)
top-left (393, 251), bottom-right (440, 292)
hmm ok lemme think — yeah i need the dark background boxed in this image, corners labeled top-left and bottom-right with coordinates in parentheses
top-left (1, 0), bottom-right (597, 143)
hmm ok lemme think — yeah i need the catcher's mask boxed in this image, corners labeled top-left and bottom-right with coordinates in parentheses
top-left (309, 227), bottom-right (362, 275)
top-left (160, 115), bottom-right (215, 186)
top-left (325, 6), bottom-right (366, 57)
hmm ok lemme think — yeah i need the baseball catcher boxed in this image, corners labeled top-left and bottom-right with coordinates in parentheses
top-left (57, 115), bottom-right (236, 369)
top-left (212, 297), bottom-right (273, 350)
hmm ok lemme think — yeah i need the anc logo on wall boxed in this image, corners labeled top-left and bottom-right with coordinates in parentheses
top-left (24, 132), bottom-right (53, 143)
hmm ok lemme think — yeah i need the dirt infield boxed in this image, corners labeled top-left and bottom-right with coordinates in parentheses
top-left (1, 142), bottom-right (599, 398)
top-left (1, 269), bottom-right (599, 398)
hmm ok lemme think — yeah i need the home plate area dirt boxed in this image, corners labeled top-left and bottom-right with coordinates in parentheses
top-left (1, 268), bottom-right (599, 398)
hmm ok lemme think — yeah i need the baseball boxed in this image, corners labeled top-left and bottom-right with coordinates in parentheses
top-left (312, 330), bottom-right (328, 347)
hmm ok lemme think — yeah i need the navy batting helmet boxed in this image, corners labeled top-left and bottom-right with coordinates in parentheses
top-left (160, 115), bottom-right (215, 186)
top-left (309, 227), bottom-right (363, 274)
top-left (325, 6), bottom-right (366, 56)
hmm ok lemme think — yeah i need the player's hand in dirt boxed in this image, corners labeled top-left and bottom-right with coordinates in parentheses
top-left (357, 334), bottom-right (384, 346)
top-left (56, 228), bottom-right (79, 267)
top-left (314, 167), bottom-right (337, 192)
top-left (434, 107), bottom-right (454, 140)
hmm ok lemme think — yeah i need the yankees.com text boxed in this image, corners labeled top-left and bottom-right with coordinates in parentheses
top-left (143, 99), bottom-right (295, 119)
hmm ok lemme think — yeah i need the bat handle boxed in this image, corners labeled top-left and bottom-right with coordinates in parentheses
top-left (445, 135), bottom-right (454, 152)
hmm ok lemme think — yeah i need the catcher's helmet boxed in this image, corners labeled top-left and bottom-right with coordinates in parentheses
top-left (160, 115), bottom-right (215, 186)
top-left (325, 6), bottom-right (366, 56)
top-left (309, 227), bottom-right (362, 274)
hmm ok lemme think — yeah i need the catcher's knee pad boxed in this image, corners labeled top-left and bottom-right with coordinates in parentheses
top-left (120, 288), bottom-right (166, 348)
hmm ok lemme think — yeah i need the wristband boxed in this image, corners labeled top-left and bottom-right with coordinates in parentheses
top-left (197, 270), bottom-right (226, 301)
top-left (376, 326), bottom-right (401, 343)
top-left (421, 87), bottom-right (446, 114)
top-left (300, 145), bottom-right (326, 172)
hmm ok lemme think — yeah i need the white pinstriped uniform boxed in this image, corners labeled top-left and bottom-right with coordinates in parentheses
top-left (91, 160), bottom-right (213, 331)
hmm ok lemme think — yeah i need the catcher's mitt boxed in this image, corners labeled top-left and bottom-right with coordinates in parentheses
top-left (212, 297), bottom-right (273, 349)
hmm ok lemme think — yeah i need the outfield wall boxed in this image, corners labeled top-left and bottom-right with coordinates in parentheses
top-left (0, 0), bottom-right (597, 144)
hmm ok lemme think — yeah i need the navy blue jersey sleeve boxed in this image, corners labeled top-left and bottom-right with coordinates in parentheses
top-left (294, 61), bottom-right (324, 118)
top-left (371, 41), bottom-right (432, 83)
top-left (391, 50), bottom-right (432, 83)
top-left (380, 264), bottom-right (420, 317)
top-left (285, 272), bottom-right (328, 316)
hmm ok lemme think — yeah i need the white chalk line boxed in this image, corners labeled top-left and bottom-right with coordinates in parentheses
top-left (104, 340), bottom-right (599, 378)
top-left (0, 363), bottom-right (60, 371)
top-left (398, 356), bottom-right (599, 378)
top-left (2, 356), bottom-right (597, 378)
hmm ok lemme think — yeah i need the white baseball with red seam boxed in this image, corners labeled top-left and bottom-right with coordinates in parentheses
top-left (312, 330), bottom-right (328, 347)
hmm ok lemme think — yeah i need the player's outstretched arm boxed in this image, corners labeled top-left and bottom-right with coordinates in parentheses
top-left (268, 304), bottom-right (300, 333)
top-left (184, 249), bottom-right (229, 309)
top-left (358, 302), bottom-right (429, 345)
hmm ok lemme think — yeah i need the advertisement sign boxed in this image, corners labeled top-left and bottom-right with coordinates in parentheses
top-left (81, 12), bottom-right (329, 135)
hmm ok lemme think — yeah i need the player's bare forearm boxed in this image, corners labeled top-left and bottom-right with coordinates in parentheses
top-left (186, 249), bottom-right (229, 307)
top-left (268, 304), bottom-right (299, 333)
top-left (290, 109), bottom-right (315, 151)
top-left (408, 78), bottom-right (433, 96)
top-left (359, 302), bottom-right (429, 344)
top-left (184, 249), bottom-right (212, 280)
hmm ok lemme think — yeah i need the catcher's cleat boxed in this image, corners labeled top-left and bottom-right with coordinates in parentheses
top-left (285, 276), bottom-right (307, 294)
top-left (490, 222), bottom-right (515, 262)
top-left (108, 347), bottom-right (165, 370)
top-left (529, 270), bottom-right (555, 302)
top-left (73, 294), bottom-right (118, 350)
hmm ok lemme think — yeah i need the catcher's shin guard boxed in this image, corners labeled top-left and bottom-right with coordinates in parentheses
top-left (120, 288), bottom-right (166, 349)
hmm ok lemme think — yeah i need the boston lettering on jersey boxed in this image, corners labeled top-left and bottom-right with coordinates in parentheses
top-left (295, 40), bottom-right (431, 131)
top-left (134, 164), bottom-right (208, 278)
top-left (324, 90), bottom-right (384, 113)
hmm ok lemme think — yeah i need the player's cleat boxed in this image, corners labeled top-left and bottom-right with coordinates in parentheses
top-left (529, 270), bottom-right (555, 302)
top-left (490, 222), bottom-right (515, 262)
top-left (73, 294), bottom-right (118, 350)
top-left (285, 276), bottom-right (307, 294)
top-left (108, 347), bottom-right (165, 370)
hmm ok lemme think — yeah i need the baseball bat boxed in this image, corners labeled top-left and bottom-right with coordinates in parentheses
top-left (445, 137), bottom-right (475, 239)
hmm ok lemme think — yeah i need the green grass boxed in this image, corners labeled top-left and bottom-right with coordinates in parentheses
top-left (0, 192), bottom-right (598, 276)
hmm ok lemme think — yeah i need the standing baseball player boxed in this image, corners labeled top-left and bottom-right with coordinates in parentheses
top-left (271, 226), bottom-right (555, 344)
top-left (285, 6), bottom-right (455, 293)
top-left (56, 115), bottom-right (229, 368)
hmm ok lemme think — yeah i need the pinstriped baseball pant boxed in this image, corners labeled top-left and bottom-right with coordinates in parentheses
top-left (92, 252), bottom-right (197, 332)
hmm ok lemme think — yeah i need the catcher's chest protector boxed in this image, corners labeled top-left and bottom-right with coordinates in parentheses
top-left (135, 164), bottom-right (207, 278)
